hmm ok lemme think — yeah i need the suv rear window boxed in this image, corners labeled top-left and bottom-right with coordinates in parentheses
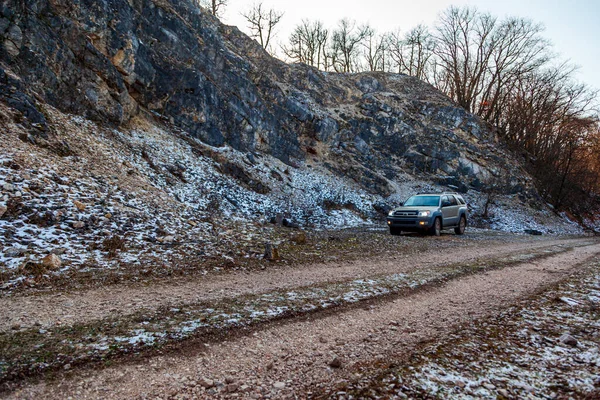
top-left (404, 196), bottom-right (440, 207)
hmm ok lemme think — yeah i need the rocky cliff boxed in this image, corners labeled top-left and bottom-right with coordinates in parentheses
top-left (0, 0), bottom-right (582, 291)
top-left (2, 0), bottom-right (518, 191)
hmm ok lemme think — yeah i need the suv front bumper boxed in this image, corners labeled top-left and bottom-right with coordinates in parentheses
top-left (386, 216), bottom-right (434, 231)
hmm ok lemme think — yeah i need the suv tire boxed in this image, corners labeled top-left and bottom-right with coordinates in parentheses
top-left (430, 217), bottom-right (441, 237)
top-left (455, 216), bottom-right (466, 235)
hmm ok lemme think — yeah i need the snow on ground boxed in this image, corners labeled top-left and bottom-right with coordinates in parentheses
top-left (342, 261), bottom-right (600, 399)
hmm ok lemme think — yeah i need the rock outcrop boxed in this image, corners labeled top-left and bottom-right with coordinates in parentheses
top-left (1, 0), bottom-right (524, 196)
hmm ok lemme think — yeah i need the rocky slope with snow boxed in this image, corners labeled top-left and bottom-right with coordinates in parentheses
top-left (0, 0), bottom-right (585, 291)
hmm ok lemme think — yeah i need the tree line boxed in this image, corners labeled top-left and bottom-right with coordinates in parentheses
top-left (197, 1), bottom-right (600, 221)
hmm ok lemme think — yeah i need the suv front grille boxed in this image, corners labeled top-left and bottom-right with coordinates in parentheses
top-left (393, 211), bottom-right (418, 217)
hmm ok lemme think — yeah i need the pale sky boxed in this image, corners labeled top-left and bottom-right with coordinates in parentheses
top-left (223, 0), bottom-right (600, 92)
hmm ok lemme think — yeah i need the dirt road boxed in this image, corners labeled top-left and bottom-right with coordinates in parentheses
top-left (2, 233), bottom-right (600, 399)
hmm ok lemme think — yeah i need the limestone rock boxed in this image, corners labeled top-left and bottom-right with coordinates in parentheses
top-left (559, 334), bottom-right (578, 347)
top-left (73, 200), bottom-right (86, 211)
top-left (0, 0), bottom-right (530, 200)
top-left (0, 205), bottom-right (6, 218)
top-left (41, 254), bottom-right (62, 270)
top-left (72, 221), bottom-right (85, 229)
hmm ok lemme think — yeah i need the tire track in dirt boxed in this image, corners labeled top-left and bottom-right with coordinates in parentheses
top-left (1, 237), bottom-right (591, 333)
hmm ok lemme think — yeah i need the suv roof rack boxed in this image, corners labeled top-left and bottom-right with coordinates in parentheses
top-left (415, 192), bottom-right (461, 195)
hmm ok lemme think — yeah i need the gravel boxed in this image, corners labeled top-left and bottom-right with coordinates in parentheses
top-left (4, 239), bottom-right (599, 399)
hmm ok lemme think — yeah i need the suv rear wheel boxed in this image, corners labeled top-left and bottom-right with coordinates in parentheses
top-left (430, 217), bottom-right (441, 237)
top-left (455, 216), bottom-right (466, 235)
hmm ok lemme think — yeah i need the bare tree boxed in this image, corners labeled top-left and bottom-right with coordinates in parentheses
top-left (361, 27), bottom-right (389, 72)
top-left (197, 0), bottom-right (227, 17)
top-left (283, 19), bottom-right (329, 69)
top-left (433, 6), bottom-right (549, 118)
top-left (387, 25), bottom-right (435, 79)
top-left (242, 2), bottom-right (284, 52)
top-left (330, 19), bottom-right (369, 73)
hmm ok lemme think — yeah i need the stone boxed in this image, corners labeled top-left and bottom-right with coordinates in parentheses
top-left (198, 378), bottom-right (214, 388)
top-left (162, 235), bottom-right (175, 243)
top-left (0, 205), bottom-right (6, 218)
top-left (4, 24), bottom-right (23, 57)
top-left (51, 248), bottom-right (67, 255)
top-left (226, 383), bottom-right (238, 392)
top-left (73, 200), bottom-right (86, 211)
top-left (5, 247), bottom-right (24, 257)
top-left (41, 254), bottom-right (62, 269)
top-left (264, 243), bottom-right (279, 261)
top-left (559, 334), bottom-right (578, 347)
top-left (273, 382), bottom-right (285, 390)
top-left (329, 357), bottom-right (342, 369)
top-left (72, 221), bottom-right (85, 229)
top-left (2, 183), bottom-right (15, 192)
top-left (524, 229), bottom-right (543, 236)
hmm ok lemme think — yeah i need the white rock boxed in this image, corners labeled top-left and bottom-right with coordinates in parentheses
top-left (559, 334), bottom-right (578, 347)
top-left (273, 382), bottom-right (286, 390)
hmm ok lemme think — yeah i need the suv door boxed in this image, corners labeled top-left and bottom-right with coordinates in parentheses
top-left (441, 195), bottom-right (459, 227)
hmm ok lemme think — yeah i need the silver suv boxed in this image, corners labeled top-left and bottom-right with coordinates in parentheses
top-left (386, 193), bottom-right (468, 236)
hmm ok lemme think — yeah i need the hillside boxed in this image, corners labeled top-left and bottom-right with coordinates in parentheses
top-left (0, 0), bottom-right (582, 291)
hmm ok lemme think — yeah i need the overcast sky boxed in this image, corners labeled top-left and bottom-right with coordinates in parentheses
top-left (222, 0), bottom-right (600, 91)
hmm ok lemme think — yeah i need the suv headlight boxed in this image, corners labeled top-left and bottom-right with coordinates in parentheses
top-left (388, 210), bottom-right (395, 216)
top-left (418, 211), bottom-right (431, 217)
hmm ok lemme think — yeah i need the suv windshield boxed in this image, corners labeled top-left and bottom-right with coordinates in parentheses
top-left (404, 195), bottom-right (440, 207)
